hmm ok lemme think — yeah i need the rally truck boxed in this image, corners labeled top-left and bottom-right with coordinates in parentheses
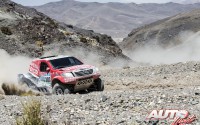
top-left (18, 55), bottom-right (104, 95)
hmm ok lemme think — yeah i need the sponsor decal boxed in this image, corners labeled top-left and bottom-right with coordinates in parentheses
top-left (146, 110), bottom-right (196, 125)
top-left (29, 63), bottom-right (39, 75)
top-left (29, 66), bottom-right (39, 75)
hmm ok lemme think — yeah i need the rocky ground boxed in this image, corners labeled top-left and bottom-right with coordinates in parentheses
top-left (0, 61), bottom-right (200, 125)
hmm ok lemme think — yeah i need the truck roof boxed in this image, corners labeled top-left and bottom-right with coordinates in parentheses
top-left (33, 55), bottom-right (71, 61)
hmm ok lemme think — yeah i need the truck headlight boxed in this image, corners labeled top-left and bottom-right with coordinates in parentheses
top-left (62, 73), bottom-right (74, 78)
top-left (93, 67), bottom-right (99, 73)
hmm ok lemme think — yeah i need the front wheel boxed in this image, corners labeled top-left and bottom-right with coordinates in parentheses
top-left (52, 83), bottom-right (70, 95)
top-left (95, 78), bottom-right (104, 91)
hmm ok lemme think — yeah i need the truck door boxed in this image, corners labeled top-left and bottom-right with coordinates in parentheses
top-left (38, 62), bottom-right (51, 87)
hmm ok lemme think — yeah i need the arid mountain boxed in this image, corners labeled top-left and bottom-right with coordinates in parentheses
top-left (34, 0), bottom-right (200, 38)
top-left (120, 9), bottom-right (200, 51)
top-left (173, 0), bottom-right (200, 4)
top-left (0, 0), bottom-right (129, 64)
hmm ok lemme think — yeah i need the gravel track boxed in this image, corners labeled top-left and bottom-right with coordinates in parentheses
top-left (1, 61), bottom-right (200, 125)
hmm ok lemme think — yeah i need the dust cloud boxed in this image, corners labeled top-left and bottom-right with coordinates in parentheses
top-left (125, 31), bottom-right (200, 65)
top-left (44, 47), bottom-right (104, 66)
top-left (0, 49), bottom-right (31, 84)
top-left (1, 30), bottom-right (200, 84)
top-left (44, 46), bottom-right (131, 68)
top-left (0, 45), bottom-right (128, 85)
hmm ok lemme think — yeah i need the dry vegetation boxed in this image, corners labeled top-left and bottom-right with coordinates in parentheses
top-left (16, 100), bottom-right (45, 125)
top-left (1, 83), bottom-right (40, 96)
top-left (0, 26), bottom-right (12, 35)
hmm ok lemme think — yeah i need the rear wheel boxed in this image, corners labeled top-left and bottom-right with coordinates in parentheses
top-left (64, 88), bottom-right (70, 94)
top-left (95, 78), bottom-right (104, 91)
top-left (52, 83), bottom-right (70, 95)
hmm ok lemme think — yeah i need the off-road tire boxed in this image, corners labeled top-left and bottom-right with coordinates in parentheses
top-left (64, 88), bottom-right (71, 94)
top-left (95, 78), bottom-right (104, 91)
top-left (52, 83), bottom-right (70, 95)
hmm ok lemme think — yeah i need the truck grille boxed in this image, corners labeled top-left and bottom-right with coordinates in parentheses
top-left (74, 69), bottom-right (93, 76)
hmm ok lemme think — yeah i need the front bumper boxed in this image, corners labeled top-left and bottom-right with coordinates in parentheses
top-left (63, 73), bottom-right (100, 91)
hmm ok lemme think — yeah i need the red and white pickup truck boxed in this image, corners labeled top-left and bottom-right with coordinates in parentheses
top-left (18, 55), bottom-right (104, 94)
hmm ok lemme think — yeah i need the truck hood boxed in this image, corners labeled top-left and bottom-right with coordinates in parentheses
top-left (57, 65), bottom-right (94, 73)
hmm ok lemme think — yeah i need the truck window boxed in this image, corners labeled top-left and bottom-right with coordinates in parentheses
top-left (50, 57), bottom-right (83, 69)
top-left (40, 62), bottom-right (48, 72)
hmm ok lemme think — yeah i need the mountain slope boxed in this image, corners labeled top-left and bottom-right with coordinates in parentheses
top-left (0, 0), bottom-right (129, 64)
top-left (120, 9), bottom-right (200, 51)
top-left (35, 0), bottom-right (200, 38)
top-left (173, 0), bottom-right (200, 4)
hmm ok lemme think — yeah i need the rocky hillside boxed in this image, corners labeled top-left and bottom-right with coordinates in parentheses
top-left (0, 0), bottom-right (129, 64)
top-left (120, 9), bottom-right (200, 51)
top-left (34, 0), bottom-right (200, 38)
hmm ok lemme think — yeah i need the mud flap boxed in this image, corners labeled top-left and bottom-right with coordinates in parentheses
top-left (18, 74), bottom-right (35, 87)
top-left (17, 74), bottom-right (50, 94)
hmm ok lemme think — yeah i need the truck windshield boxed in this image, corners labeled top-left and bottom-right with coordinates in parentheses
top-left (50, 57), bottom-right (83, 69)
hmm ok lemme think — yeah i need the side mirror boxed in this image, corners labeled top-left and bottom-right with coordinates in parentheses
top-left (46, 67), bottom-right (50, 72)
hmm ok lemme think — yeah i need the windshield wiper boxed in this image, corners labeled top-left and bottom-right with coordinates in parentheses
top-left (55, 66), bottom-right (67, 69)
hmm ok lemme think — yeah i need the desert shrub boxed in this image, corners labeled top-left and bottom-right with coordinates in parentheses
top-left (63, 31), bottom-right (74, 36)
top-left (0, 85), bottom-right (5, 95)
top-left (36, 41), bottom-right (44, 47)
top-left (80, 37), bottom-right (87, 43)
top-left (1, 83), bottom-right (38, 96)
top-left (1, 27), bottom-right (12, 35)
top-left (16, 100), bottom-right (45, 125)
top-left (47, 18), bottom-right (58, 28)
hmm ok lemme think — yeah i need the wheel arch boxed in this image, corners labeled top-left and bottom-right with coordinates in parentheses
top-left (52, 79), bottom-right (62, 87)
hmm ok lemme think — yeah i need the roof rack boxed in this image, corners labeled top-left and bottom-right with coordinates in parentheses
top-left (39, 55), bottom-right (58, 59)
